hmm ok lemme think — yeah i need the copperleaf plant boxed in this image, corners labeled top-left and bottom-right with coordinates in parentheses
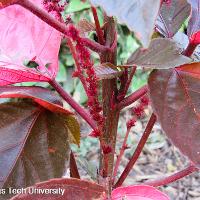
top-left (0, 0), bottom-right (199, 199)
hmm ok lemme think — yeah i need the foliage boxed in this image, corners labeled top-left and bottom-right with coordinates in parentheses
top-left (0, 0), bottom-right (199, 199)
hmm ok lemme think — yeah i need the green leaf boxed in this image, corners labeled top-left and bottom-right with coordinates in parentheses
top-left (66, 0), bottom-right (91, 13)
top-left (56, 62), bottom-right (67, 82)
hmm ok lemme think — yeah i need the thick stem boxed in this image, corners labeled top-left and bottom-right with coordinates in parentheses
top-left (49, 79), bottom-right (97, 130)
top-left (113, 128), bottom-right (131, 183)
top-left (182, 42), bottom-right (198, 57)
top-left (99, 17), bottom-right (119, 196)
top-left (17, 0), bottom-right (109, 54)
top-left (145, 164), bottom-right (198, 187)
top-left (114, 113), bottom-right (157, 188)
top-left (70, 151), bottom-right (80, 179)
top-left (117, 85), bottom-right (148, 110)
top-left (91, 6), bottom-right (105, 45)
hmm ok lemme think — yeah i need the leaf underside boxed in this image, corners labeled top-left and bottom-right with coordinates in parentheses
top-left (156, 0), bottom-right (191, 38)
top-left (0, 86), bottom-right (72, 115)
top-left (187, 0), bottom-right (200, 36)
top-left (127, 38), bottom-right (191, 69)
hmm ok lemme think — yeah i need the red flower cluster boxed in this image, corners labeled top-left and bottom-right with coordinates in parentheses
top-left (126, 118), bottom-right (136, 129)
top-left (127, 95), bottom-right (149, 129)
top-left (43, 0), bottom-right (68, 20)
top-left (162, 0), bottom-right (171, 5)
top-left (66, 25), bottom-right (104, 135)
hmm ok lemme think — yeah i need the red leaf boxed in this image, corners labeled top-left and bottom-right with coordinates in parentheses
top-left (0, 0), bottom-right (61, 85)
top-left (148, 62), bottom-right (200, 167)
top-left (0, 0), bottom-right (17, 8)
top-left (190, 31), bottom-right (200, 45)
top-left (0, 102), bottom-right (70, 199)
top-left (11, 178), bottom-right (106, 200)
top-left (187, 0), bottom-right (200, 37)
top-left (112, 185), bottom-right (169, 200)
top-left (156, 0), bottom-right (191, 38)
top-left (0, 86), bottom-right (72, 115)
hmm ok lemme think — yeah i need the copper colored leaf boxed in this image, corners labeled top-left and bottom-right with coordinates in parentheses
top-left (156, 0), bottom-right (191, 37)
top-left (111, 185), bottom-right (169, 200)
top-left (148, 63), bottom-right (200, 167)
top-left (0, 0), bottom-right (61, 85)
top-left (0, 102), bottom-right (70, 199)
top-left (94, 63), bottom-right (123, 80)
top-left (62, 115), bottom-right (80, 145)
top-left (11, 178), bottom-right (105, 200)
top-left (0, 86), bottom-right (72, 115)
top-left (89, 0), bottom-right (160, 47)
top-left (77, 19), bottom-right (95, 34)
top-left (127, 38), bottom-right (191, 69)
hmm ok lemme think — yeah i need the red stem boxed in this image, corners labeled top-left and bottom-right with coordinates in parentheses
top-left (117, 85), bottom-right (148, 110)
top-left (67, 39), bottom-right (88, 95)
top-left (182, 42), bottom-right (198, 57)
top-left (121, 67), bottom-right (137, 99)
top-left (114, 113), bottom-right (157, 188)
top-left (91, 6), bottom-right (105, 45)
top-left (145, 164), bottom-right (198, 187)
top-left (70, 151), bottom-right (80, 179)
top-left (17, 0), bottom-right (109, 54)
top-left (49, 79), bottom-right (97, 130)
top-left (113, 127), bottom-right (131, 182)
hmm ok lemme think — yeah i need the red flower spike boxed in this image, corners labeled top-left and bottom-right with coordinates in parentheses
top-left (132, 105), bottom-right (144, 118)
top-left (67, 24), bottom-right (80, 41)
top-left (102, 144), bottom-right (112, 154)
top-left (72, 71), bottom-right (80, 77)
top-left (43, 0), bottom-right (68, 20)
top-left (126, 118), bottom-right (136, 129)
top-left (66, 24), bottom-right (104, 128)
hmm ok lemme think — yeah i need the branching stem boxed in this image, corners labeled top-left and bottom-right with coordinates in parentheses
top-left (49, 79), bottom-right (97, 130)
top-left (145, 164), bottom-right (198, 187)
top-left (114, 113), bottom-right (157, 188)
top-left (91, 6), bottom-right (105, 45)
top-left (117, 85), bottom-right (148, 110)
top-left (113, 127), bottom-right (131, 183)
